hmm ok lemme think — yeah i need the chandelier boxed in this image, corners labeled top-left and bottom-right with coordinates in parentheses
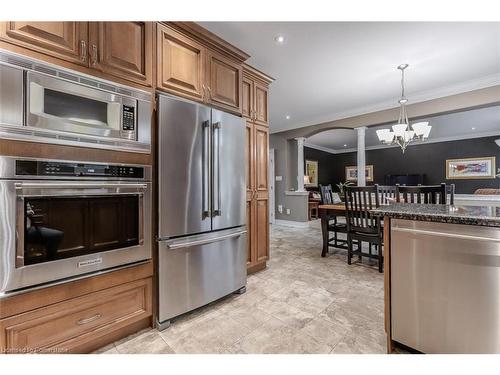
top-left (376, 64), bottom-right (432, 153)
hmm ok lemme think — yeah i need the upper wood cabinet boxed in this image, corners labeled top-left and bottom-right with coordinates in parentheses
top-left (156, 23), bottom-right (206, 102)
top-left (156, 22), bottom-right (247, 115)
top-left (254, 83), bottom-right (269, 126)
top-left (0, 22), bottom-right (153, 87)
top-left (89, 22), bottom-right (152, 86)
top-left (242, 76), bottom-right (254, 119)
top-left (206, 50), bottom-right (242, 113)
top-left (0, 22), bottom-right (89, 66)
top-left (242, 65), bottom-right (273, 126)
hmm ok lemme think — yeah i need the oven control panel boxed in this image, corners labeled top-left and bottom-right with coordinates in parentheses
top-left (16, 160), bottom-right (144, 179)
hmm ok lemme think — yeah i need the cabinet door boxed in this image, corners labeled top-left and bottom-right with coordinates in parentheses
top-left (254, 124), bottom-right (269, 263)
top-left (255, 82), bottom-right (269, 126)
top-left (206, 50), bottom-right (242, 114)
top-left (246, 199), bottom-right (254, 266)
top-left (255, 198), bottom-right (269, 262)
top-left (254, 125), bottom-right (269, 192)
top-left (157, 24), bottom-right (205, 102)
top-left (89, 22), bottom-right (152, 86)
top-left (0, 22), bottom-right (88, 66)
top-left (242, 76), bottom-right (254, 120)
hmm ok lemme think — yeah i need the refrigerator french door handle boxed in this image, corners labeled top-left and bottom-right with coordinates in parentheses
top-left (202, 120), bottom-right (211, 219)
top-left (212, 121), bottom-right (222, 217)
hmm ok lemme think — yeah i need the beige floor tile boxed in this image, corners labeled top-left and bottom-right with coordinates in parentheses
top-left (299, 316), bottom-right (349, 348)
top-left (96, 221), bottom-right (386, 354)
top-left (232, 316), bottom-right (332, 354)
top-left (115, 330), bottom-right (174, 354)
top-left (160, 313), bottom-right (253, 354)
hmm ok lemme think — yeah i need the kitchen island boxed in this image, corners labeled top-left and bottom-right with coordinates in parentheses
top-left (372, 203), bottom-right (500, 354)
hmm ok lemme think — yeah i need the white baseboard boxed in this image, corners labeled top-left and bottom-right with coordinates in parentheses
top-left (274, 219), bottom-right (309, 228)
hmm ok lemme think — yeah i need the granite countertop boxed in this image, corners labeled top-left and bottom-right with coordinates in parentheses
top-left (372, 203), bottom-right (500, 228)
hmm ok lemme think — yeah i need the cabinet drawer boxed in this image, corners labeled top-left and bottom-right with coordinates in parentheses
top-left (0, 278), bottom-right (152, 353)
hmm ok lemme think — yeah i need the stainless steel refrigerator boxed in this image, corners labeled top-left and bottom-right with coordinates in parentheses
top-left (157, 94), bottom-right (247, 329)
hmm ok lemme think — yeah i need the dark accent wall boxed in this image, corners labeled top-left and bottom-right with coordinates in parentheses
top-left (304, 136), bottom-right (500, 194)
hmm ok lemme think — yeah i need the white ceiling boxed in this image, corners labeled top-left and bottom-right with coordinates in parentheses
top-left (305, 105), bottom-right (500, 152)
top-left (199, 22), bottom-right (500, 133)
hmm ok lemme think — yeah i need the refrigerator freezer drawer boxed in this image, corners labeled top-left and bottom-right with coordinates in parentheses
top-left (158, 228), bottom-right (247, 324)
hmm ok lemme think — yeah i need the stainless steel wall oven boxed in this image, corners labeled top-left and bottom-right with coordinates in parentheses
top-left (0, 156), bottom-right (152, 295)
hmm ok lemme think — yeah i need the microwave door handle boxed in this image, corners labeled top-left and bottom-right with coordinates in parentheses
top-left (202, 120), bottom-right (211, 219)
top-left (212, 122), bottom-right (221, 217)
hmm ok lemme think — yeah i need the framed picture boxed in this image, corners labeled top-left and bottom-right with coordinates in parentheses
top-left (305, 160), bottom-right (318, 187)
top-left (446, 157), bottom-right (496, 179)
top-left (345, 165), bottom-right (374, 182)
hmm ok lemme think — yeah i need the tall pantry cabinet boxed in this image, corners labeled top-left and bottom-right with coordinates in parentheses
top-left (243, 64), bottom-right (273, 273)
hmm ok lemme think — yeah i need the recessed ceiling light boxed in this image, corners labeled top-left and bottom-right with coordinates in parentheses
top-left (471, 127), bottom-right (476, 130)
top-left (274, 35), bottom-right (285, 44)
top-left (285, 115), bottom-right (290, 120)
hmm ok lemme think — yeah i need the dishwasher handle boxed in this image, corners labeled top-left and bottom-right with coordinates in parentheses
top-left (392, 226), bottom-right (500, 243)
top-left (164, 230), bottom-right (247, 250)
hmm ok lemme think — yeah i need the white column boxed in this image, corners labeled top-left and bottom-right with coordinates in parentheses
top-left (356, 127), bottom-right (367, 186)
top-left (295, 137), bottom-right (306, 191)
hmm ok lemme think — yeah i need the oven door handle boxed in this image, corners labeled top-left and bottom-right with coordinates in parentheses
top-left (15, 182), bottom-right (148, 190)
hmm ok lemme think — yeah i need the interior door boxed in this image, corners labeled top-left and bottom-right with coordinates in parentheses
top-left (89, 22), bottom-right (152, 86)
top-left (158, 95), bottom-right (212, 238)
top-left (0, 22), bottom-right (89, 66)
top-left (211, 109), bottom-right (246, 231)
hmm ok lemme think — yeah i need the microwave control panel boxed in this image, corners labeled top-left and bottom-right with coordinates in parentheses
top-left (16, 160), bottom-right (144, 179)
top-left (122, 105), bottom-right (136, 131)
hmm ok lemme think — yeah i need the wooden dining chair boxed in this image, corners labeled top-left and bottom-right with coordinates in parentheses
top-left (319, 184), bottom-right (348, 251)
top-left (377, 185), bottom-right (397, 204)
top-left (344, 184), bottom-right (383, 273)
top-left (396, 183), bottom-right (446, 204)
top-left (446, 184), bottom-right (455, 205)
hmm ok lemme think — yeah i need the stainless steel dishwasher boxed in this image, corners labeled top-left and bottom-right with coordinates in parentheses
top-left (391, 219), bottom-right (500, 353)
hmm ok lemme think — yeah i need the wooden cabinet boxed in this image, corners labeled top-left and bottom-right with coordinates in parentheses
top-left (0, 22), bottom-right (88, 65)
top-left (156, 22), bottom-right (246, 114)
top-left (243, 65), bottom-right (271, 127)
top-left (244, 65), bottom-right (273, 273)
top-left (0, 21), bottom-right (153, 87)
top-left (206, 50), bottom-right (242, 113)
top-left (254, 83), bottom-right (269, 126)
top-left (0, 262), bottom-right (153, 354)
top-left (89, 22), bottom-right (152, 86)
top-left (156, 24), bottom-right (206, 102)
top-left (246, 122), bottom-right (270, 271)
top-left (0, 278), bottom-right (151, 353)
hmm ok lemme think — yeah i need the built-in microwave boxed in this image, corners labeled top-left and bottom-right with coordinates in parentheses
top-left (27, 71), bottom-right (138, 141)
top-left (0, 49), bottom-right (151, 153)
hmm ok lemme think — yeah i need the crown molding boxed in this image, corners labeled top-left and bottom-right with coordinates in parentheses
top-left (320, 131), bottom-right (500, 154)
top-left (271, 74), bottom-right (500, 134)
top-left (304, 142), bottom-right (338, 154)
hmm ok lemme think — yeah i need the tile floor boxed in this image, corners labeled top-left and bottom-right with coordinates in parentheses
top-left (95, 220), bottom-right (386, 354)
